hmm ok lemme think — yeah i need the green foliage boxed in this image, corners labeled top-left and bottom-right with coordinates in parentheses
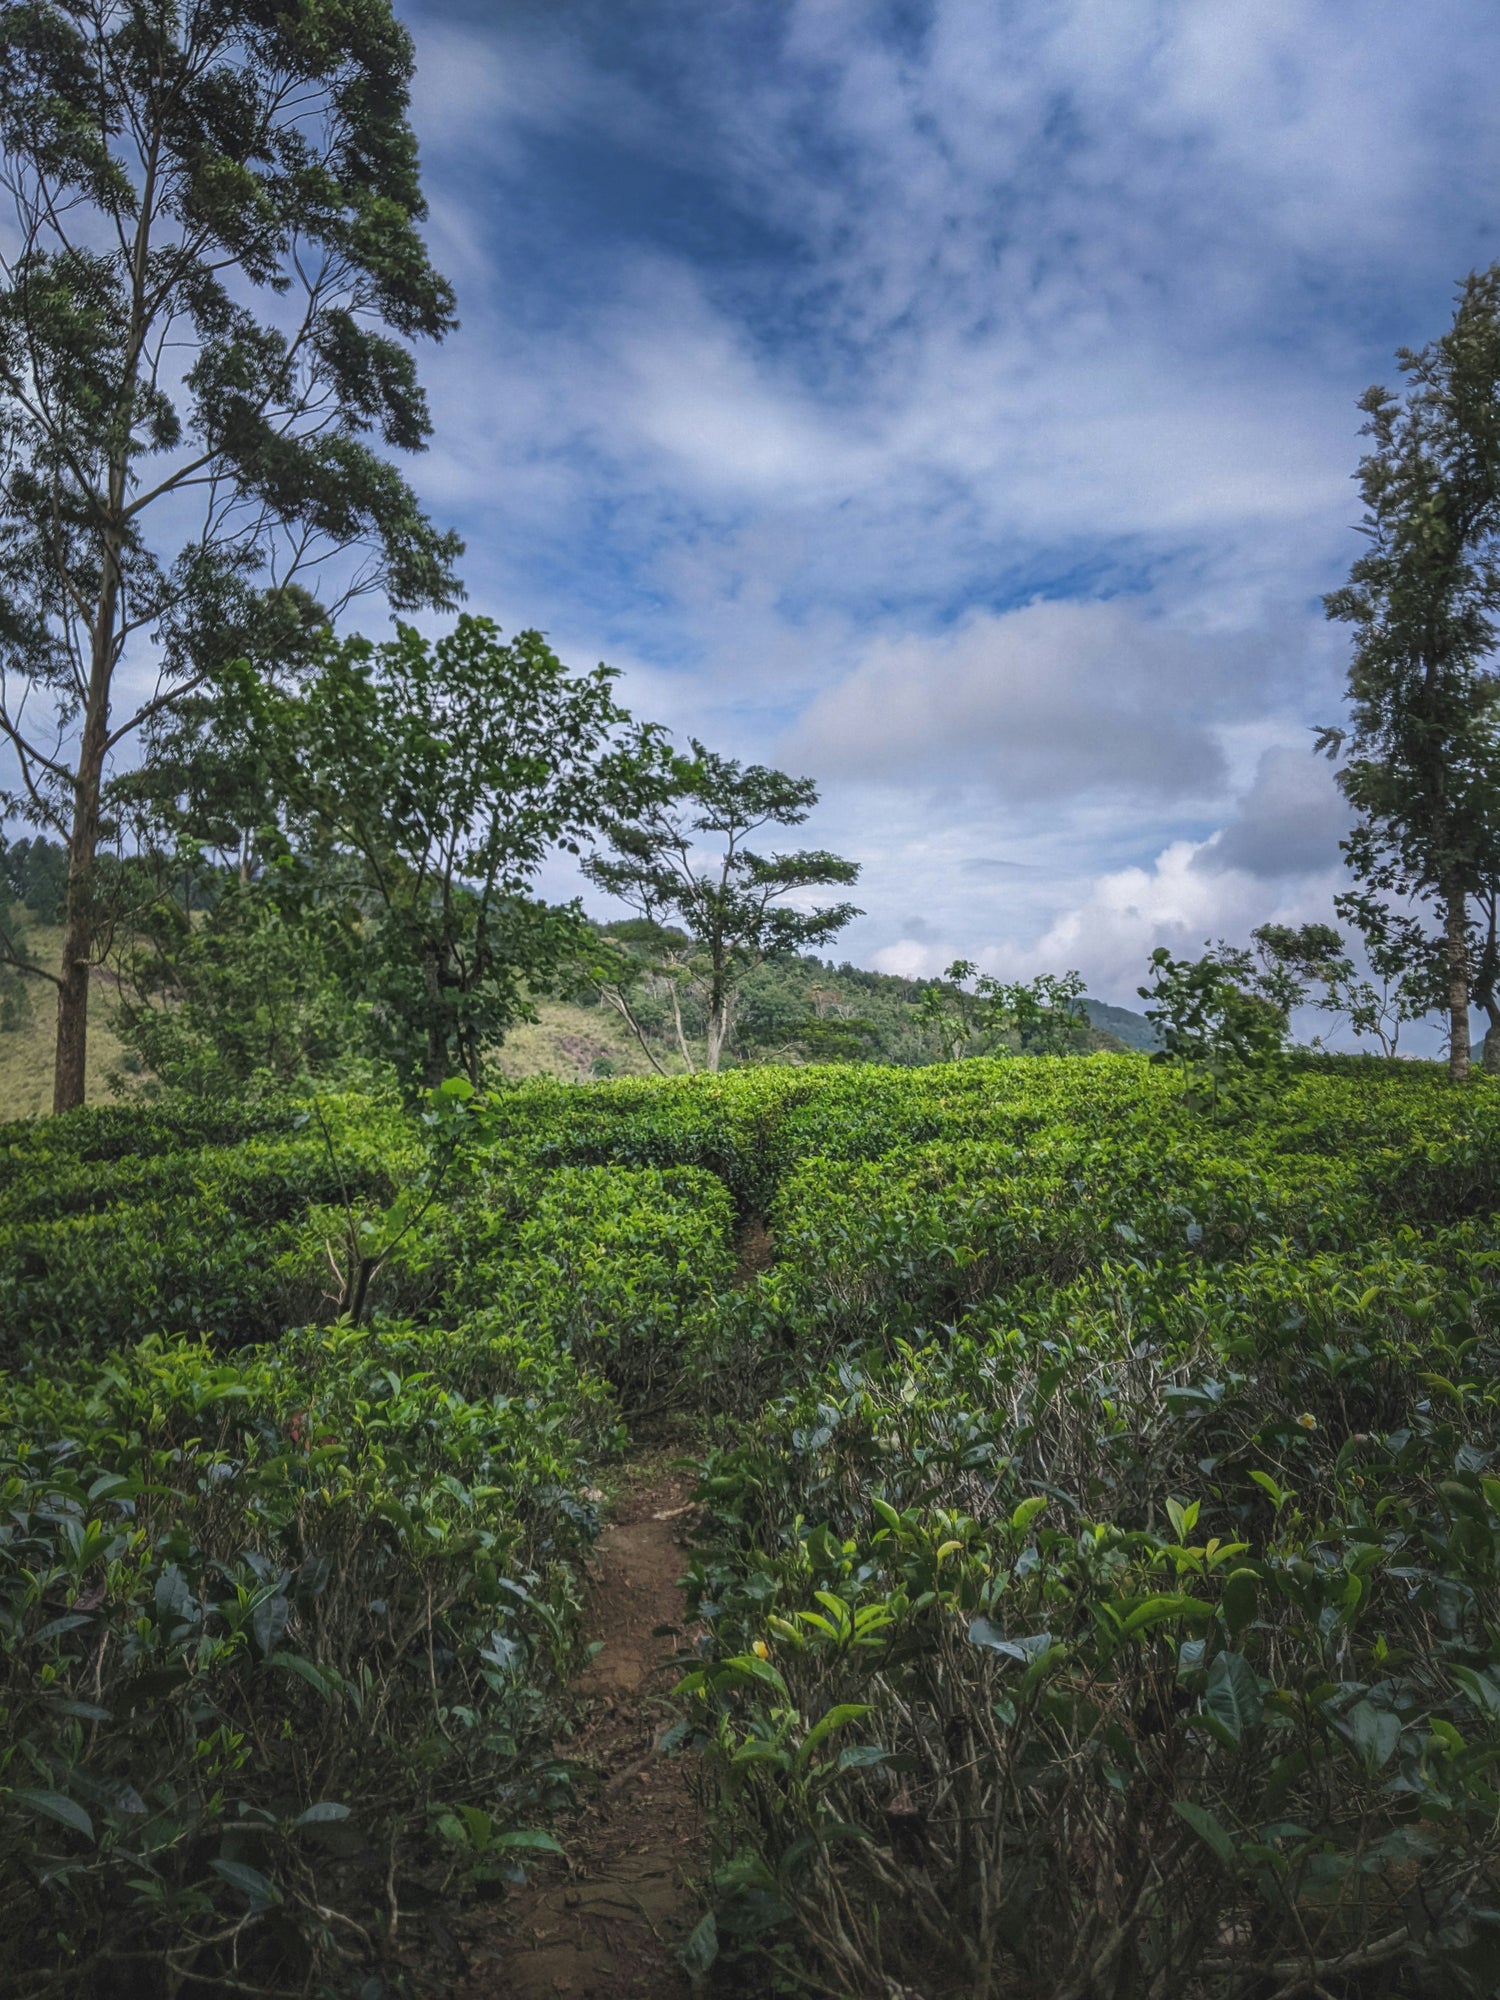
top-left (575, 928), bottom-right (1058, 1071)
top-left (114, 863), bottom-right (366, 1096)
top-left (1, 835), bottom-right (67, 924)
top-left (913, 960), bottom-right (1091, 1059)
top-left (672, 1056), bottom-right (1500, 1996)
top-left (0, 1105), bottom-right (411, 1360)
top-left (1254, 917), bottom-right (1430, 1059)
top-left (0, 1312), bottom-right (611, 1995)
top-left (0, 0), bottom-right (463, 1107)
top-left (443, 1162), bottom-right (736, 1407)
top-left (0, 835), bottom-right (68, 1026)
top-left (262, 620), bottom-right (653, 1092)
top-left (114, 619), bottom-right (657, 1096)
top-left (1140, 943), bottom-right (1290, 1114)
top-left (1321, 267), bottom-right (1500, 1080)
top-left (9, 1055), bottom-right (1500, 1994)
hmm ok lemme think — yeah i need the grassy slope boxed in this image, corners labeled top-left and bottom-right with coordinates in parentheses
top-left (496, 997), bottom-right (1142, 1078)
top-left (0, 927), bottom-right (128, 1120)
top-left (495, 999), bottom-right (691, 1081)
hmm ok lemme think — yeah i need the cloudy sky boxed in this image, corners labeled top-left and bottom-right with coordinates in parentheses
top-left (394, 0), bottom-right (1500, 1011)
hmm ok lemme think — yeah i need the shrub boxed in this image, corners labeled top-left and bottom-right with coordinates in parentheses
top-left (0, 1314), bottom-right (617, 1998)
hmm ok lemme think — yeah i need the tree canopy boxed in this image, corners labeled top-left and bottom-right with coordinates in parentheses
top-left (1322, 267), bottom-right (1500, 1080)
top-left (118, 617), bottom-right (652, 1094)
top-left (0, 0), bottom-right (462, 1106)
top-left (912, 961), bottom-right (1090, 1062)
top-left (582, 741), bottom-right (861, 1072)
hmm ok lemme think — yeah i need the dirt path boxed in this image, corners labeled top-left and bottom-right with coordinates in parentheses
top-left (415, 1227), bottom-right (774, 1995)
top-left (449, 1465), bottom-right (705, 1998)
top-left (733, 1213), bottom-right (774, 1286)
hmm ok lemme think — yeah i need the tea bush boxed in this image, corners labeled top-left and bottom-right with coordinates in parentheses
top-left (0, 1098), bottom-right (418, 1358)
top-left (0, 1313), bottom-right (616, 1996)
top-left (442, 1163), bottom-right (736, 1405)
top-left (677, 1058), bottom-right (1500, 1996)
top-left (7, 1054), bottom-right (1500, 1997)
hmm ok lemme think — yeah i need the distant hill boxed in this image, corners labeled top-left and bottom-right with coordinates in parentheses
top-left (552, 936), bottom-right (1156, 1074)
top-left (0, 917), bottom-right (1161, 1116)
top-left (1082, 997), bottom-right (1162, 1052)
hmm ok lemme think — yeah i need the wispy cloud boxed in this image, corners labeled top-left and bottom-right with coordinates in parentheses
top-left (397, 0), bottom-right (1500, 1013)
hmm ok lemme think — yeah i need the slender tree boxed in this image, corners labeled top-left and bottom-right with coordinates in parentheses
top-left (1252, 916), bottom-right (1426, 1058)
top-left (583, 741), bottom-right (861, 1072)
top-left (0, 0), bottom-right (462, 1109)
top-left (1321, 268), bottom-right (1500, 1081)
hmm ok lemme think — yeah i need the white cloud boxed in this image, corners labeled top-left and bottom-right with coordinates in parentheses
top-left (386, 0), bottom-right (1500, 1003)
top-left (789, 599), bottom-right (1284, 804)
top-left (1195, 745), bottom-right (1346, 878)
top-left (1024, 836), bottom-right (1343, 1000)
top-left (871, 939), bottom-right (933, 980)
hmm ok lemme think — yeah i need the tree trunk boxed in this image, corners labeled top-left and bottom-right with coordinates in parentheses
top-left (1443, 876), bottom-right (1472, 1083)
top-left (422, 948), bottom-right (447, 1090)
top-left (1478, 990), bottom-right (1500, 1074)
top-left (666, 978), bottom-right (696, 1073)
top-left (51, 127), bottom-right (158, 1112)
top-left (705, 993), bottom-right (733, 1073)
top-left (53, 857), bottom-right (94, 1113)
top-left (599, 986), bottom-right (668, 1076)
top-left (52, 627), bottom-right (116, 1113)
top-left (1476, 896), bottom-right (1500, 1075)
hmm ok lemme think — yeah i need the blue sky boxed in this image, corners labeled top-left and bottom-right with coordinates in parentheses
top-left (395, 0), bottom-right (1500, 1009)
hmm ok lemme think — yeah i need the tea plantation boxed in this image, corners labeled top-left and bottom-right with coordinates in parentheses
top-left (5, 1055), bottom-right (1500, 1997)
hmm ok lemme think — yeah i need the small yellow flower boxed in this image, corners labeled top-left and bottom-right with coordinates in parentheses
top-left (1297, 1412), bottom-right (1317, 1430)
top-left (752, 1638), bottom-right (770, 1660)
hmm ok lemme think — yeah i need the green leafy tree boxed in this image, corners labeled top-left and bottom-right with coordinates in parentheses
top-left (1320, 268), bottom-right (1500, 1082)
top-left (913, 960), bottom-right (1090, 1060)
top-left (105, 583), bottom-right (331, 886)
top-left (722, 963), bottom-right (877, 1066)
top-left (780, 1010), bottom-right (881, 1065)
top-left (114, 847), bottom-right (363, 1096)
top-left (107, 660), bottom-right (369, 1095)
top-left (1139, 943), bottom-right (1289, 1115)
top-left (1, 834), bottom-right (68, 923)
top-left (1252, 917), bottom-right (1425, 1059)
top-left (913, 960), bottom-right (989, 1061)
top-left (260, 618), bottom-right (652, 1091)
top-left (582, 742), bottom-right (861, 1072)
top-left (118, 620), bottom-right (651, 1095)
top-left (0, 832), bottom-right (70, 1031)
top-left (0, 0), bottom-right (462, 1110)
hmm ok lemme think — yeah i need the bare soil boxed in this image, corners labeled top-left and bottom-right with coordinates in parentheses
top-left (444, 1465), bottom-right (706, 1998)
top-left (733, 1214), bottom-right (774, 1286)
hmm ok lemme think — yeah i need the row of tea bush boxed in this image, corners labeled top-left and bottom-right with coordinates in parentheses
top-left (675, 1059), bottom-right (1500, 1996)
top-left (7, 1055), bottom-right (1500, 1995)
top-left (0, 1078), bottom-right (736, 1996)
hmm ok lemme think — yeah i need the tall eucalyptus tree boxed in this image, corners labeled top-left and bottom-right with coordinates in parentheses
top-left (0, 0), bottom-right (462, 1107)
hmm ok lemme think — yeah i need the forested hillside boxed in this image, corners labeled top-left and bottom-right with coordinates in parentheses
top-left (0, 842), bottom-right (1153, 1108)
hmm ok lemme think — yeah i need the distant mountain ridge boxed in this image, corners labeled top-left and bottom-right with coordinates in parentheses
top-left (1082, 997), bottom-right (1162, 1052)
